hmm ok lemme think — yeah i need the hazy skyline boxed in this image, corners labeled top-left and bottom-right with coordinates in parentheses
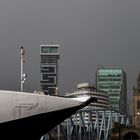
top-left (0, 0), bottom-right (140, 100)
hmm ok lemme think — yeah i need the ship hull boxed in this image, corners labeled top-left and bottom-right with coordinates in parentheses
top-left (0, 104), bottom-right (84, 140)
top-left (0, 90), bottom-right (95, 140)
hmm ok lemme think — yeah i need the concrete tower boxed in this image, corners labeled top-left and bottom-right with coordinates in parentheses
top-left (40, 44), bottom-right (60, 95)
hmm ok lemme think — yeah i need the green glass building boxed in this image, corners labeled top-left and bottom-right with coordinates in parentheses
top-left (40, 45), bottom-right (60, 95)
top-left (96, 67), bottom-right (127, 113)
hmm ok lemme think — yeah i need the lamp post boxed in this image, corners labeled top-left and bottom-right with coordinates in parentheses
top-left (20, 46), bottom-right (27, 92)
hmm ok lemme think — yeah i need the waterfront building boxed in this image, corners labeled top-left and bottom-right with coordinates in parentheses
top-left (96, 67), bottom-right (127, 113)
top-left (133, 72), bottom-right (140, 128)
top-left (40, 44), bottom-right (60, 95)
top-left (65, 83), bottom-right (109, 125)
top-left (65, 83), bottom-right (109, 109)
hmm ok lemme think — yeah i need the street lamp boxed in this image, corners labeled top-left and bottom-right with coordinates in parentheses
top-left (20, 47), bottom-right (27, 92)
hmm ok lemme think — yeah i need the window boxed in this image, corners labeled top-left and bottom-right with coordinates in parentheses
top-left (41, 66), bottom-right (55, 73)
top-left (41, 56), bottom-right (57, 64)
top-left (137, 100), bottom-right (140, 109)
top-left (41, 47), bottom-right (50, 53)
top-left (42, 85), bottom-right (48, 90)
top-left (41, 46), bottom-right (58, 53)
top-left (51, 47), bottom-right (58, 53)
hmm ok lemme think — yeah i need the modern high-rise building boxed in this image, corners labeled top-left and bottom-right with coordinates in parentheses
top-left (96, 67), bottom-right (127, 113)
top-left (40, 44), bottom-right (60, 95)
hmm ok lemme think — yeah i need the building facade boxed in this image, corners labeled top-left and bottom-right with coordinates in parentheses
top-left (133, 73), bottom-right (140, 128)
top-left (40, 45), bottom-right (60, 95)
top-left (65, 83), bottom-right (109, 109)
top-left (96, 67), bottom-right (127, 113)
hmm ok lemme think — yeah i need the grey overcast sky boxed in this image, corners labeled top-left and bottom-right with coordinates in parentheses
top-left (0, 0), bottom-right (140, 100)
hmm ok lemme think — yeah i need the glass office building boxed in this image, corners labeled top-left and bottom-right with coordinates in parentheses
top-left (40, 45), bottom-right (60, 95)
top-left (96, 67), bottom-right (127, 113)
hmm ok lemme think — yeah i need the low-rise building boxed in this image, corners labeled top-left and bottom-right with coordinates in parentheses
top-left (65, 83), bottom-right (109, 110)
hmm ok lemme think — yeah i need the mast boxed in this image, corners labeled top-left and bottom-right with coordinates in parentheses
top-left (20, 46), bottom-right (27, 92)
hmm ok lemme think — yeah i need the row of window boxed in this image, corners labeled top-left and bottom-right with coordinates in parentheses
top-left (41, 66), bottom-right (56, 73)
top-left (98, 82), bottom-right (121, 86)
top-left (99, 85), bottom-right (121, 89)
top-left (97, 74), bottom-right (122, 77)
top-left (41, 58), bottom-right (57, 64)
top-left (98, 78), bottom-right (122, 81)
top-left (41, 46), bottom-right (59, 54)
top-left (109, 93), bottom-right (120, 97)
top-left (41, 74), bottom-right (56, 84)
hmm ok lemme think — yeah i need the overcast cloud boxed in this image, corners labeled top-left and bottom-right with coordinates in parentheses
top-left (0, 0), bottom-right (140, 100)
